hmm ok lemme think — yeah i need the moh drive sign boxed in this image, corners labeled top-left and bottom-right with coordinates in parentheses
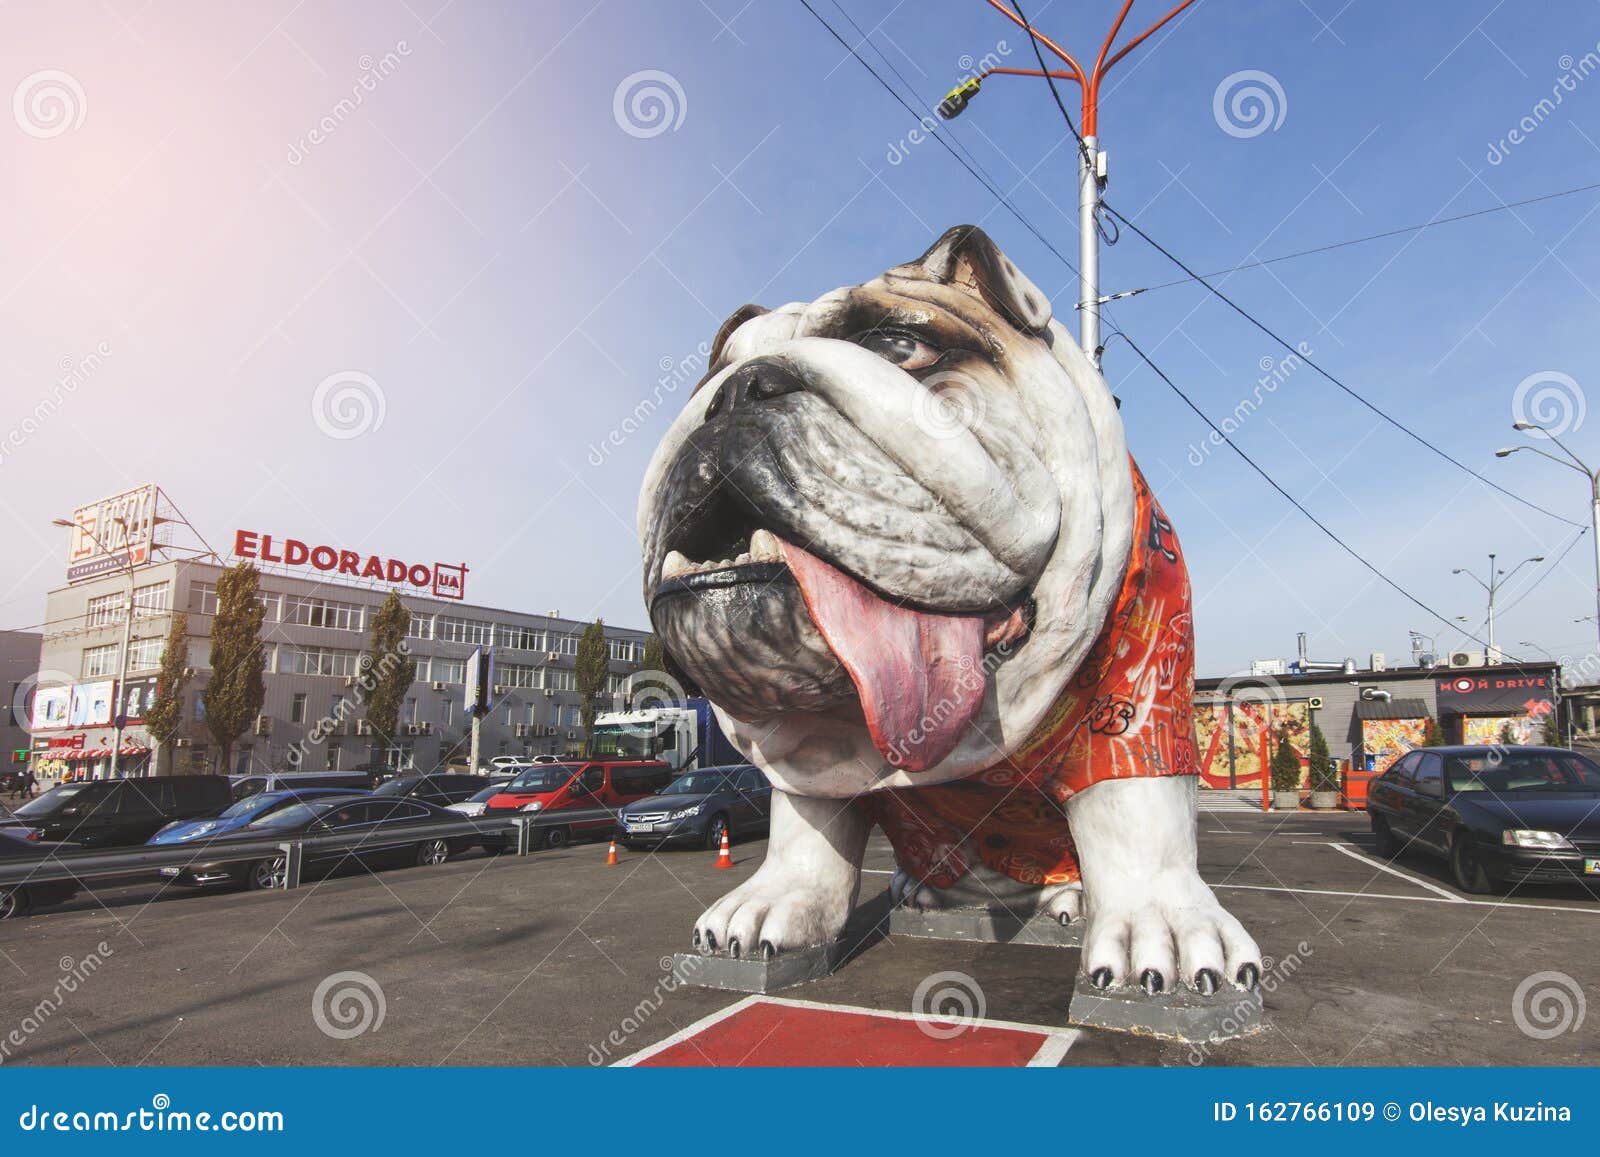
top-left (232, 530), bottom-right (468, 601)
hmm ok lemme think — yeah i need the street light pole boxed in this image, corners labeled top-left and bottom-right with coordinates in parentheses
top-left (1450, 551), bottom-right (1543, 663)
top-left (1497, 424), bottom-right (1600, 652)
top-left (939, 0), bottom-right (1198, 368)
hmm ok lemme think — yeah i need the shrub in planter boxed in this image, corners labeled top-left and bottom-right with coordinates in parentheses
top-left (1307, 723), bottom-right (1338, 808)
top-left (1270, 731), bottom-right (1303, 810)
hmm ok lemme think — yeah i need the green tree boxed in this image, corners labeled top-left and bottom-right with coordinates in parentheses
top-left (1307, 722), bottom-right (1337, 793)
top-left (575, 619), bottom-right (610, 755)
top-left (1269, 730), bottom-right (1302, 792)
top-left (204, 563), bottom-right (267, 774)
top-left (361, 591), bottom-right (416, 762)
top-left (1420, 718), bottom-right (1445, 747)
top-left (143, 611), bottom-right (191, 775)
top-left (1539, 709), bottom-right (1563, 747)
top-left (641, 633), bottom-right (665, 675)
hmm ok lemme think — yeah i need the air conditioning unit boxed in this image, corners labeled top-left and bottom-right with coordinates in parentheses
top-left (343, 676), bottom-right (359, 687)
top-left (253, 714), bottom-right (271, 736)
top-left (513, 723), bottom-right (529, 737)
top-left (328, 721), bottom-right (347, 736)
top-left (174, 738), bottom-right (192, 748)
top-left (356, 719), bottom-right (373, 735)
top-left (1450, 651), bottom-right (1486, 669)
top-left (493, 683), bottom-right (508, 695)
top-left (430, 681), bottom-right (446, 691)
top-left (546, 652), bottom-right (560, 663)
top-left (418, 721), bottom-right (432, 736)
top-left (543, 688), bottom-right (554, 698)
top-left (1369, 652), bottom-right (1386, 672)
top-left (565, 730), bottom-right (577, 740)
top-left (182, 667), bottom-right (196, 678)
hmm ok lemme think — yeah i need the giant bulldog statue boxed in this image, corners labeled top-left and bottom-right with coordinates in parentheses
top-left (638, 226), bottom-right (1262, 997)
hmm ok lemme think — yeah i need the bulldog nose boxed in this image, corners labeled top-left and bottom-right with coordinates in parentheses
top-left (705, 358), bottom-right (804, 419)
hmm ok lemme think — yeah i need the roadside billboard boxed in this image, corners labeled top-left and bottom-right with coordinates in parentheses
top-left (66, 483), bottom-right (160, 583)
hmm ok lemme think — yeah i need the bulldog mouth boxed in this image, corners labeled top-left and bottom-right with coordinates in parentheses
top-left (653, 527), bottom-right (1016, 773)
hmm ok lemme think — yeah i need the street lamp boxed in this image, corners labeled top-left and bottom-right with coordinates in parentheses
top-left (1450, 551), bottom-right (1543, 662)
top-left (1497, 423), bottom-right (1600, 648)
top-left (941, 0), bottom-right (1198, 366)
top-left (52, 515), bottom-right (136, 780)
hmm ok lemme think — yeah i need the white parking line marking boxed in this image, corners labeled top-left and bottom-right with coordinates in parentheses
top-left (1211, 882), bottom-right (1600, 915)
top-left (1326, 843), bottom-right (1466, 902)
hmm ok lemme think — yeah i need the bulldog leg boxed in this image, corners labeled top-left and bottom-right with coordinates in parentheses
top-left (891, 859), bottom-right (1084, 923)
top-left (1067, 775), bottom-right (1261, 994)
top-left (693, 790), bottom-right (870, 958)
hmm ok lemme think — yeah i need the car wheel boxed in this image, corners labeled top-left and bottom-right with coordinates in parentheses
top-left (0, 887), bottom-right (26, 919)
top-left (416, 839), bottom-right (451, 866)
top-left (1370, 813), bottom-right (1400, 858)
top-left (705, 814), bottom-right (729, 851)
top-left (1450, 833), bottom-right (1497, 895)
top-left (248, 856), bottom-right (288, 891)
top-left (542, 826), bottom-right (570, 850)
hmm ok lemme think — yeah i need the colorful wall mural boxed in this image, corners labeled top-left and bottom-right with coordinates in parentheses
top-left (1196, 699), bottom-right (1310, 789)
top-left (1358, 716), bottom-right (1430, 772)
top-left (1461, 714), bottom-right (1544, 746)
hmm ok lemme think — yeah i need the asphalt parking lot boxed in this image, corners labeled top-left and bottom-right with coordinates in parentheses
top-left (1, 809), bottom-right (1595, 1066)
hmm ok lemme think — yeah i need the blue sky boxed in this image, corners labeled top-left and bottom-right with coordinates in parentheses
top-left (3, 0), bottom-right (1599, 677)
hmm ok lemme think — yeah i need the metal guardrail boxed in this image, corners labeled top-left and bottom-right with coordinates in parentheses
top-left (0, 808), bottom-right (621, 891)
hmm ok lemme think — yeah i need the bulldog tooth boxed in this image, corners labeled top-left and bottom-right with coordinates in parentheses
top-left (662, 550), bottom-right (692, 580)
top-left (735, 552), bottom-right (751, 565)
top-left (749, 529), bottom-right (782, 563)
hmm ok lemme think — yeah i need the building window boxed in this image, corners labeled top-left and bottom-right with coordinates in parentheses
top-left (126, 637), bottom-right (163, 672)
top-left (403, 698), bottom-right (417, 726)
top-left (133, 582), bottom-right (170, 617)
top-left (86, 593), bottom-right (123, 628)
top-left (326, 743), bottom-right (341, 771)
top-left (440, 697), bottom-right (453, 726)
top-left (607, 639), bottom-right (638, 662)
top-left (409, 614), bottom-right (434, 640)
top-left (545, 668), bottom-right (575, 692)
top-left (504, 701), bottom-right (515, 725)
top-left (284, 595), bottom-right (365, 631)
top-left (291, 693), bottom-right (307, 724)
top-left (194, 693), bottom-right (206, 722)
top-left (82, 643), bottom-right (118, 678)
top-left (437, 616), bottom-right (494, 646)
top-left (497, 624), bottom-right (545, 651)
top-left (553, 633), bottom-right (579, 656)
top-left (497, 663), bottom-right (538, 689)
top-left (279, 645), bottom-right (359, 677)
top-left (431, 658), bottom-right (465, 684)
top-left (192, 581), bottom-right (276, 620)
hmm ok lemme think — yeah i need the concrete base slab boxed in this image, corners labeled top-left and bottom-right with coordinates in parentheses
top-left (889, 905), bottom-right (1083, 948)
top-left (1067, 978), bottom-right (1265, 1043)
top-left (672, 942), bottom-right (843, 994)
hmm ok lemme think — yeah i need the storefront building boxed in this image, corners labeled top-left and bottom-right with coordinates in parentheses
top-left (29, 486), bottom-right (652, 778)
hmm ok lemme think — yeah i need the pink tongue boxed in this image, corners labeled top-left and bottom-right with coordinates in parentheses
top-left (778, 538), bottom-right (987, 773)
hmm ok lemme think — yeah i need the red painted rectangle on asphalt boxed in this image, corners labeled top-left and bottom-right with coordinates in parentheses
top-left (619, 996), bottom-right (1076, 1067)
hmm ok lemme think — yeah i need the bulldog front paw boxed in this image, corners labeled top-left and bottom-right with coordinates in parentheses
top-left (1082, 871), bottom-right (1260, 995)
top-left (693, 868), bottom-right (853, 958)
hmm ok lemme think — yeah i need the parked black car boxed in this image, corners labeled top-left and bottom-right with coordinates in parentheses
top-left (159, 794), bottom-right (472, 890)
top-left (12, 776), bottom-right (233, 848)
top-left (0, 828), bottom-right (81, 918)
top-left (616, 765), bottom-right (771, 850)
top-left (373, 773), bottom-right (487, 807)
top-left (1367, 745), bottom-right (1600, 893)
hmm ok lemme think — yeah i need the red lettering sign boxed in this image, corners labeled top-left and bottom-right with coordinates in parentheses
top-left (229, 529), bottom-right (468, 600)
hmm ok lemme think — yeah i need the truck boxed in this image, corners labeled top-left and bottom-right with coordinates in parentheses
top-left (588, 698), bottom-right (741, 771)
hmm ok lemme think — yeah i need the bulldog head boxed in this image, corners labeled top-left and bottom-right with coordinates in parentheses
top-left (638, 226), bottom-right (1136, 797)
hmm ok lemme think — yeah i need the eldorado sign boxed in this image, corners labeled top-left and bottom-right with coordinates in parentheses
top-left (232, 530), bottom-right (468, 601)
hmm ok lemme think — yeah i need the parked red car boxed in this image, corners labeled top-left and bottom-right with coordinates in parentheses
top-left (483, 760), bottom-right (673, 849)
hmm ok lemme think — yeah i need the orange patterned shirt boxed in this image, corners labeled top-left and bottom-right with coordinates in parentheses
top-left (865, 460), bottom-right (1196, 888)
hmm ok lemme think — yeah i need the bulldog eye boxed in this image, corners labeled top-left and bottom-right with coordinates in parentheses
top-left (855, 330), bottom-right (943, 371)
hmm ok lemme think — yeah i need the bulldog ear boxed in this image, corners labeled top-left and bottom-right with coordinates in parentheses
top-left (889, 225), bottom-right (1052, 335)
top-left (695, 303), bottom-right (769, 392)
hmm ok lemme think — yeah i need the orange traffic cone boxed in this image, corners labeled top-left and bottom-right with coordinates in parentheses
top-left (605, 838), bottom-right (619, 866)
top-left (713, 828), bottom-right (733, 869)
